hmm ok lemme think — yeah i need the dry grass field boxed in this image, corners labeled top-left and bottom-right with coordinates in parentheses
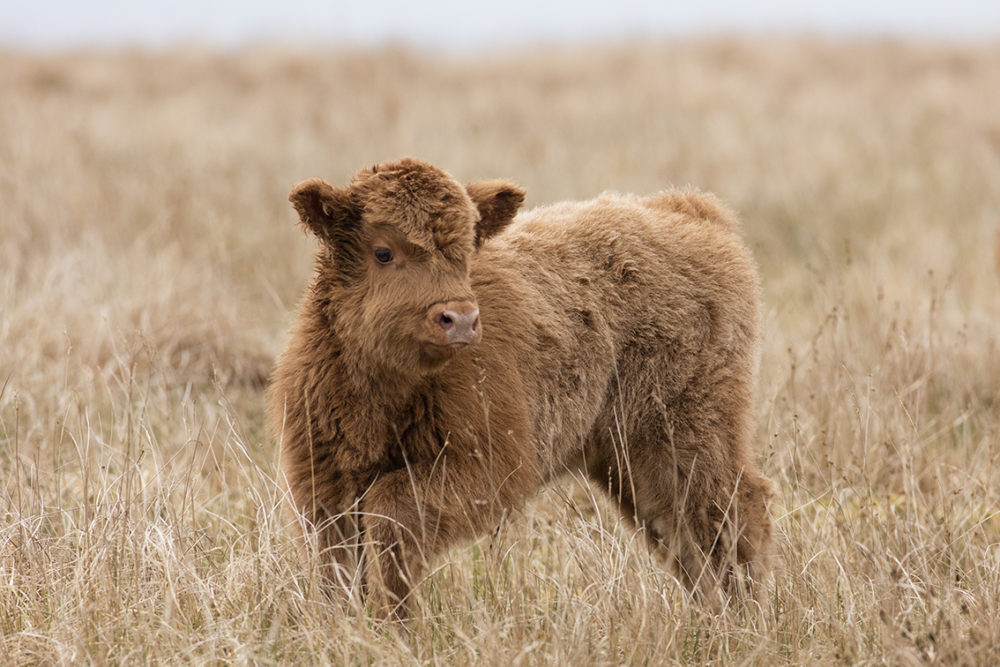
top-left (2, 37), bottom-right (999, 664)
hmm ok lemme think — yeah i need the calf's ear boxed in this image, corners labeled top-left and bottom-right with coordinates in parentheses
top-left (288, 179), bottom-right (360, 245)
top-left (466, 180), bottom-right (525, 247)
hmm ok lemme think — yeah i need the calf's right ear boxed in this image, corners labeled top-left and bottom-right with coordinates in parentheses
top-left (288, 179), bottom-right (360, 244)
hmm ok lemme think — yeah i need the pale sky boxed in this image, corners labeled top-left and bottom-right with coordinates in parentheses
top-left (2, 1), bottom-right (999, 51)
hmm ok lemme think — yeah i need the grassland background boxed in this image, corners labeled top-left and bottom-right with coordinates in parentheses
top-left (1, 38), bottom-right (999, 664)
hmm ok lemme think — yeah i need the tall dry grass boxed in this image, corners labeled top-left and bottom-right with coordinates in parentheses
top-left (1, 38), bottom-right (999, 664)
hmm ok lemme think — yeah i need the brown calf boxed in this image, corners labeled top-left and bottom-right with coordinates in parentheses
top-left (268, 158), bottom-right (773, 615)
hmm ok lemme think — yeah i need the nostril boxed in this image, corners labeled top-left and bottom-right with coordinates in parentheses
top-left (430, 304), bottom-right (480, 343)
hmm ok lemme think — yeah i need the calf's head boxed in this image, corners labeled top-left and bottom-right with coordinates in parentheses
top-left (289, 158), bottom-right (524, 377)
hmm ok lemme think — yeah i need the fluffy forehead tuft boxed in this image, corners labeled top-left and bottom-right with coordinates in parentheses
top-left (350, 158), bottom-right (476, 259)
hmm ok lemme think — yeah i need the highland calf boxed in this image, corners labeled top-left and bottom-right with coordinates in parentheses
top-left (268, 158), bottom-right (773, 615)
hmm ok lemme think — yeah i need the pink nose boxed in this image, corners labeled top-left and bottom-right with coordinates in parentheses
top-left (428, 301), bottom-right (481, 345)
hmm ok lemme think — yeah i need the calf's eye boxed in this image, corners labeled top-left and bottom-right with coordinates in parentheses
top-left (374, 247), bottom-right (394, 264)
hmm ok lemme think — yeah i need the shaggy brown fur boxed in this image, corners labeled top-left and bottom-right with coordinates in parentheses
top-left (269, 158), bottom-right (773, 616)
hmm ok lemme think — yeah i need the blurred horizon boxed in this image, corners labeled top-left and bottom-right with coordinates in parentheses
top-left (3, 0), bottom-right (1000, 52)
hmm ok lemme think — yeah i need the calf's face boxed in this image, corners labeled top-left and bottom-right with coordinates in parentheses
top-left (289, 159), bottom-right (524, 376)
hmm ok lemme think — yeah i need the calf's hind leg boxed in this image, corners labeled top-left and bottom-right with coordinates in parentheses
top-left (587, 401), bottom-right (772, 597)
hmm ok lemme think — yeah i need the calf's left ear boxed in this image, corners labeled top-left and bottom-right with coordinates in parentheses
top-left (466, 180), bottom-right (525, 247)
